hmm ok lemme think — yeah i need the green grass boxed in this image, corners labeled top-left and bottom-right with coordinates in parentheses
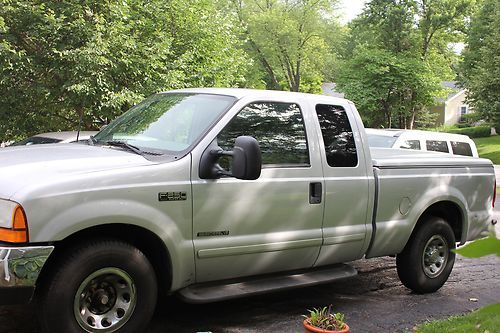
top-left (474, 136), bottom-right (500, 164)
top-left (414, 302), bottom-right (500, 333)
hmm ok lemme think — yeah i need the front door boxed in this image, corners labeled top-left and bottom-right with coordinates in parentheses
top-left (191, 100), bottom-right (324, 282)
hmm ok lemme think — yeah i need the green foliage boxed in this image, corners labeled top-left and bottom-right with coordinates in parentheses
top-left (459, 0), bottom-right (500, 131)
top-left (303, 305), bottom-right (346, 331)
top-left (0, 0), bottom-right (249, 141)
top-left (414, 302), bottom-right (500, 333)
top-left (457, 112), bottom-right (484, 127)
top-left (334, 0), bottom-right (472, 129)
top-left (455, 234), bottom-right (500, 258)
top-left (474, 135), bottom-right (500, 164)
top-left (230, 0), bottom-right (341, 92)
top-left (446, 126), bottom-right (491, 138)
top-left (336, 46), bottom-right (442, 128)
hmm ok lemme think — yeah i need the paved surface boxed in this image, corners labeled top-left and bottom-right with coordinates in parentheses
top-left (2, 210), bottom-right (499, 332)
top-left (494, 165), bottom-right (500, 183)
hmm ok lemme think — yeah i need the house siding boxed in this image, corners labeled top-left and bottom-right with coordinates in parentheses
top-left (444, 90), bottom-right (472, 126)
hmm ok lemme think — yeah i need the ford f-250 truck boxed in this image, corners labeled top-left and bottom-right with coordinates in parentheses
top-left (0, 89), bottom-right (496, 332)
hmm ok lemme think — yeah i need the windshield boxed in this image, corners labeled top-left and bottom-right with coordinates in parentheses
top-left (367, 134), bottom-right (397, 148)
top-left (12, 136), bottom-right (62, 146)
top-left (94, 93), bottom-right (236, 154)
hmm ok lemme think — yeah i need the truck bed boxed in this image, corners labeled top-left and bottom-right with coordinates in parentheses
top-left (367, 147), bottom-right (495, 258)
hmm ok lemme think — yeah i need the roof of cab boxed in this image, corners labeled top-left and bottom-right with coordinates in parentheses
top-left (163, 87), bottom-right (352, 104)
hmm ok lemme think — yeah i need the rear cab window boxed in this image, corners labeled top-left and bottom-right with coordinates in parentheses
top-left (315, 104), bottom-right (358, 167)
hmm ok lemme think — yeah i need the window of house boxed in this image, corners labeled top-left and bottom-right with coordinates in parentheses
top-left (217, 102), bottom-right (310, 168)
top-left (460, 106), bottom-right (468, 115)
top-left (451, 141), bottom-right (473, 156)
top-left (315, 104), bottom-right (358, 167)
top-left (426, 140), bottom-right (449, 153)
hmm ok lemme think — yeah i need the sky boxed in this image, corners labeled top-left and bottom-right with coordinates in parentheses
top-left (338, 0), bottom-right (366, 24)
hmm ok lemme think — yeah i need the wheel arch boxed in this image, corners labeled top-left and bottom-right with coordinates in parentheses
top-left (411, 200), bottom-right (465, 244)
top-left (37, 224), bottom-right (172, 297)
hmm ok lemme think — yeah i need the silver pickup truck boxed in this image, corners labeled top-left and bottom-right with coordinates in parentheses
top-left (0, 89), bottom-right (496, 333)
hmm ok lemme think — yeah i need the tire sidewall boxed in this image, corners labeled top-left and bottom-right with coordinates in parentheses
top-left (40, 240), bottom-right (157, 333)
top-left (397, 217), bottom-right (456, 293)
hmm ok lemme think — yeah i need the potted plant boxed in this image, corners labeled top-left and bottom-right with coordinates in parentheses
top-left (303, 305), bottom-right (349, 333)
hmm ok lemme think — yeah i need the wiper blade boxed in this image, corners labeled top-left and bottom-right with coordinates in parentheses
top-left (88, 136), bottom-right (97, 146)
top-left (103, 140), bottom-right (145, 156)
top-left (102, 140), bottom-right (163, 156)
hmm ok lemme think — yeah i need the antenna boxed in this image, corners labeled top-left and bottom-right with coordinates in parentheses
top-left (76, 108), bottom-right (83, 142)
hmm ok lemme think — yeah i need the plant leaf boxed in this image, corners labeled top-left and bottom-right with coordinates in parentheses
top-left (455, 236), bottom-right (500, 258)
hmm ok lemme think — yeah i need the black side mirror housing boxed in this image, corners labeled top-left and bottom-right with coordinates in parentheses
top-left (231, 136), bottom-right (262, 180)
top-left (199, 136), bottom-right (262, 180)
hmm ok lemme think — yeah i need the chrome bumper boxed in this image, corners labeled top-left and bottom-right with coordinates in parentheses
top-left (0, 245), bottom-right (54, 288)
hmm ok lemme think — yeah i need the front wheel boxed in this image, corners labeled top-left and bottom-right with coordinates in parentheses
top-left (38, 239), bottom-right (158, 333)
top-left (396, 217), bottom-right (456, 293)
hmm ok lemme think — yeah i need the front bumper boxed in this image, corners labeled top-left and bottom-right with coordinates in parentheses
top-left (0, 245), bottom-right (54, 304)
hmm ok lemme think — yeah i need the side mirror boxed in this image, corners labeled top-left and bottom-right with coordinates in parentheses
top-left (199, 136), bottom-right (262, 180)
top-left (232, 136), bottom-right (262, 180)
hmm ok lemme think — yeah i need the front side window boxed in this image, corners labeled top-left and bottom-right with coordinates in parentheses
top-left (400, 140), bottom-right (421, 150)
top-left (94, 93), bottom-right (235, 154)
top-left (426, 140), bottom-right (449, 153)
top-left (217, 102), bottom-right (310, 167)
top-left (316, 104), bottom-right (358, 167)
top-left (451, 141), bottom-right (473, 156)
top-left (367, 134), bottom-right (397, 148)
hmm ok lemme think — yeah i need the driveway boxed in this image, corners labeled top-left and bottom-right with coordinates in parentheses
top-left (2, 214), bottom-right (499, 332)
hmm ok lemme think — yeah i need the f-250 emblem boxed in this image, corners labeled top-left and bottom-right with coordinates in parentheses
top-left (158, 192), bottom-right (187, 201)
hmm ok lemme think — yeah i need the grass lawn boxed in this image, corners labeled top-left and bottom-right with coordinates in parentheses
top-left (474, 136), bottom-right (500, 164)
top-left (414, 302), bottom-right (500, 333)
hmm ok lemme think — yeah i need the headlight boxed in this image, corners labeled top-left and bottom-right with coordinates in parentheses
top-left (0, 199), bottom-right (29, 243)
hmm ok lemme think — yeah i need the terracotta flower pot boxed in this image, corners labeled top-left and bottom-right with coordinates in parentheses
top-left (303, 319), bottom-right (350, 333)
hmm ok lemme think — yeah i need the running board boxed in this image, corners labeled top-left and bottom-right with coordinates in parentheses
top-left (178, 264), bottom-right (357, 304)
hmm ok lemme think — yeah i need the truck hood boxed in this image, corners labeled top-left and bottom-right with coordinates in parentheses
top-left (0, 144), bottom-right (156, 199)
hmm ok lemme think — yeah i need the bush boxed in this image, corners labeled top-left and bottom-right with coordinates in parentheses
top-left (459, 113), bottom-right (484, 126)
top-left (446, 126), bottom-right (491, 138)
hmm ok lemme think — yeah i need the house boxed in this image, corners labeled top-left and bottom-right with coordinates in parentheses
top-left (432, 81), bottom-right (473, 126)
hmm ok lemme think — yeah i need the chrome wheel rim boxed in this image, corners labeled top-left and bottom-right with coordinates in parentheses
top-left (422, 235), bottom-right (449, 278)
top-left (74, 268), bottom-right (136, 332)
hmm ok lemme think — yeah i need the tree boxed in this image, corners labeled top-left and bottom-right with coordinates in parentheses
top-left (334, 0), bottom-right (472, 128)
top-left (230, 0), bottom-right (339, 92)
top-left (459, 0), bottom-right (500, 129)
top-left (0, 0), bottom-right (249, 141)
top-left (336, 47), bottom-right (441, 128)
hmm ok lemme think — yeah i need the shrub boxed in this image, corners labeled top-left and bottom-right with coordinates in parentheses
top-left (446, 126), bottom-right (491, 138)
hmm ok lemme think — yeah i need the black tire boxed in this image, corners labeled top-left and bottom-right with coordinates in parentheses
top-left (396, 216), bottom-right (456, 294)
top-left (38, 239), bottom-right (158, 333)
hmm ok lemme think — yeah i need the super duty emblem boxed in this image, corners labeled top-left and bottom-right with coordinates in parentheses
top-left (158, 192), bottom-right (187, 201)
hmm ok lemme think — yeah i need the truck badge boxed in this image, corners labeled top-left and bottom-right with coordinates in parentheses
top-left (158, 192), bottom-right (187, 201)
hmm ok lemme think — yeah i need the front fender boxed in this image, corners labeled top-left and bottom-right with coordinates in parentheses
top-left (32, 198), bottom-right (194, 290)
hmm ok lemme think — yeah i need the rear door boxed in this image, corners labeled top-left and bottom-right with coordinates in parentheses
top-left (190, 96), bottom-right (325, 282)
top-left (312, 102), bottom-right (373, 265)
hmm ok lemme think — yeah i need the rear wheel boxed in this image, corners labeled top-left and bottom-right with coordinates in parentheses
top-left (38, 239), bottom-right (157, 333)
top-left (396, 216), bottom-right (456, 293)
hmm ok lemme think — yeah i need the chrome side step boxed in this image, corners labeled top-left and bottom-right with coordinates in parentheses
top-left (178, 264), bottom-right (357, 304)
